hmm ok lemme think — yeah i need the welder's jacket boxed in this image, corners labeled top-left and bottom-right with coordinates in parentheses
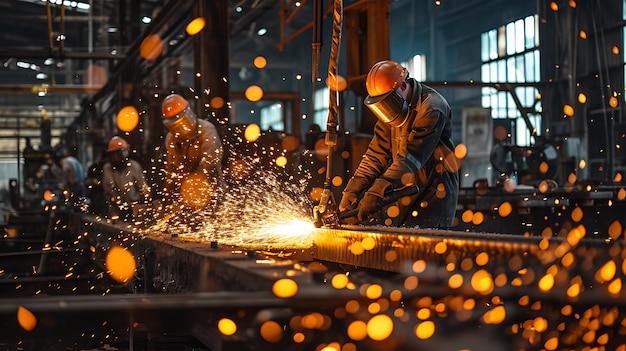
top-left (352, 79), bottom-right (459, 228)
top-left (164, 118), bottom-right (225, 196)
top-left (102, 159), bottom-right (150, 211)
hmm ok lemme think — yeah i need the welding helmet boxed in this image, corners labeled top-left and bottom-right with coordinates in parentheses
top-left (364, 60), bottom-right (410, 127)
top-left (107, 136), bottom-right (130, 165)
top-left (161, 93), bottom-right (198, 139)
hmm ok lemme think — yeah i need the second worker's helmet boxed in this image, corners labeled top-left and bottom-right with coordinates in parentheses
top-left (364, 60), bottom-right (410, 127)
top-left (107, 136), bottom-right (130, 152)
top-left (161, 93), bottom-right (198, 139)
top-left (107, 136), bottom-right (130, 163)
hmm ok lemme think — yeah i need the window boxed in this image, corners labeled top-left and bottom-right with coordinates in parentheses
top-left (313, 86), bottom-right (330, 130)
top-left (260, 103), bottom-right (284, 131)
top-left (481, 15), bottom-right (540, 146)
top-left (401, 54), bottom-right (426, 81)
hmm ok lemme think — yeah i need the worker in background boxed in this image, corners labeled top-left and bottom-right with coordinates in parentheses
top-left (59, 153), bottom-right (87, 207)
top-left (102, 136), bottom-right (151, 221)
top-left (161, 94), bottom-right (225, 217)
top-left (339, 60), bottom-right (459, 228)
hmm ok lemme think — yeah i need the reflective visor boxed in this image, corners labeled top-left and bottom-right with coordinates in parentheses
top-left (162, 106), bottom-right (197, 138)
top-left (364, 89), bottom-right (409, 127)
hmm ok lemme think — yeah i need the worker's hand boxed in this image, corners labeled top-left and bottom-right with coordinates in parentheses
top-left (339, 177), bottom-right (369, 211)
top-left (357, 178), bottom-right (392, 221)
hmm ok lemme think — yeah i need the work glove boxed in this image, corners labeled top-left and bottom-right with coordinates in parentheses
top-left (339, 177), bottom-right (370, 212)
top-left (358, 178), bottom-right (392, 221)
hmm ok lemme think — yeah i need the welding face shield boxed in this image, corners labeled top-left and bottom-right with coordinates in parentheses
top-left (162, 105), bottom-right (198, 140)
top-left (162, 94), bottom-right (198, 140)
top-left (364, 89), bottom-right (410, 128)
top-left (108, 148), bottom-right (128, 166)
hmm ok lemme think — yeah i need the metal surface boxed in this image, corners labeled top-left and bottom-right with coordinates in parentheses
top-left (84, 215), bottom-right (315, 293)
top-left (311, 225), bottom-right (542, 272)
top-left (2, 210), bottom-right (626, 350)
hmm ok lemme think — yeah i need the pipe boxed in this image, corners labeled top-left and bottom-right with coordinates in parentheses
top-left (314, 0), bottom-right (342, 221)
top-left (46, 0), bottom-right (54, 57)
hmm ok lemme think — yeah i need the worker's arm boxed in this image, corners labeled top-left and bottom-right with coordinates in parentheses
top-left (197, 120), bottom-right (224, 178)
top-left (352, 120), bottom-right (393, 183)
top-left (130, 160), bottom-right (151, 202)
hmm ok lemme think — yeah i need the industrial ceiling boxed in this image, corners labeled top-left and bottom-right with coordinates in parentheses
top-left (0, 0), bottom-right (321, 160)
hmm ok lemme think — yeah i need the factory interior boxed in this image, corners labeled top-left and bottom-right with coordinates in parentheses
top-left (1, 0), bottom-right (626, 350)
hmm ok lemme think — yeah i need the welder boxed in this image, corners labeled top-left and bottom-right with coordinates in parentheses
top-left (161, 93), bottom-right (225, 214)
top-left (339, 60), bottom-right (459, 228)
top-left (101, 136), bottom-right (151, 221)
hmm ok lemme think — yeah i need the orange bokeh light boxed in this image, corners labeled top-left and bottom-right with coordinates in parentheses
top-left (454, 143), bottom-right (467, 159)
top-left (563, 104), bottom-right (574, 117)
top-left (210, 96), bottom-right (225, 109)
top-left (245, 85), bottom-right (264, 102)
top-left (254, 56), bottom-right (267, 69)
top-left (272, 278), bottom-right (298, 298)
top-left (218, 318), bottom-right (237, 336)
top-left (366, 314), bottom-right (393, 341)
top-left (105, 246), bottom-right (136, 284)
top-left (17, 306), bottom-right (37, 331)
top-left (244, 123), bottom-right (261, 142)
top-left (139, 34), bottom-right (163, 60)
top-left (260, 320), bottom-right (283, 343)
top-left (117, 105), bottom-right (139, 132)
top-left (186, 17), bottom-right (206, 36)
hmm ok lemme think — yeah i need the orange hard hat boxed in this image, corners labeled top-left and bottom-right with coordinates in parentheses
top-left (107, 136), bottom-right (130, 152)
top-left (366, 60), bottom-right (408, 97)
top-left (161, 93), bottom-right (198, 139)
top-left (162, 93), bottom-right (189, 119)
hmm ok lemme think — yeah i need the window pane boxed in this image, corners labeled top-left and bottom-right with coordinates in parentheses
top-left (515, 19), bottom-right (525, 53)
top-left (481, 64), bottom-right (490, 82)
top-left (491, 62), bottom-right (498, 82)
top-left (403, 56), bottom-right (426, 82)
top-left (507, 57), bottom-right (516, 82)
top-left (489, 29), bottom-right (498, 60)
top-left (525, 15), bottom-right (535, 50)
top-left (313, 87), bottom-right (330, 131)
top-left (260, 103), bottom-right (284, 131)
top-left (482, 87), bottom-right (493, 106)
top-left (525, 51), bottom-right (535, 81)
top-left (498, 91), bottom-right (507, 113)
top-left (515, 55), bottom-right (526, 83)
top-left (517, 120), bottom-right (529, 145)
top-left (411, 55), bottom-right (425, 81)
top-left (506, 22), bottom-right (516, 55)
top-left (515, 86), bottom-right (527, 107)
top-left (534, 50), bottom-right (540, 81)
top-left (498, 26), bottom-right (506, 57)
top-left (314, 110), bottom-right (327, 129)
top-left (526, 87), bottom-right (536, 108)
top-left (498, 60), bottom-right (506, 82)
top-left (481, 32), bottom-right (490, 62)
top-left (534, 14), bottom-right (540, 47)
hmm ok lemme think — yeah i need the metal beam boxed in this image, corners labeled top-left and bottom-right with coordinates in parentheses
top-left (0, 50), bottom-right (124, 60)
top-left (0, 84), bottom-right (105, 94)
